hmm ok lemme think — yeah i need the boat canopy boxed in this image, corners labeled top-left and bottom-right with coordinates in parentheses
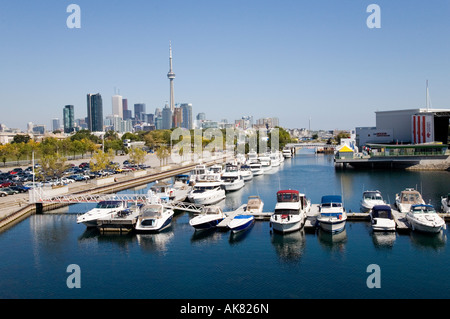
top-left (277, 190), bottom-right (300, 202)
top-left (399, 190), bottom-right (423, 203)
top-left (363, 191), bottom-right (383, 200)
top-left (321, 195), bottom-right (342, 204)
top-left (372, 205), bottom-right (392, 219)
top-left (141, 205), bottom-right (163, 218)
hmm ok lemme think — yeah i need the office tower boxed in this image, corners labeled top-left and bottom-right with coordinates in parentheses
top-left (52, 118), bottom-right (60, 132)
top-left (162, 105), bottom-right (173, 129)
top-left (87, 93), bottom-right (103, 132)
top-left (173, 107), bottom-right (183, 128)
top-left (181, 103), bottom-right (193, 130)
top-left (112, 95), bottom-right (123, 119)
top-left (27, 122), bottom-right (33, 133)
top-left (167, 42), bottom-right (176, 112)
top-left (147, 113), bottom-right (154, 125)
top-left (63, 105), bottom-right (75, 133)
top-left (122, 98), bottom-right (128, 112)
top-left (134, 103), bottom-right (146, 122)
top-left (155, 107), bottom-right (162, 118)
top-left (197, 113), bottom-right (206, 121)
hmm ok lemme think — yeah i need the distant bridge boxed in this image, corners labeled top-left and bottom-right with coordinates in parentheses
top-left (286, 143), bottom-right (334, 150)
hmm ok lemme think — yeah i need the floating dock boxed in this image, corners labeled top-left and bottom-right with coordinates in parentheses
top-left (97, 209), bottom-right (140, 233)
top-left (304, 204), bottom-right (411, 232)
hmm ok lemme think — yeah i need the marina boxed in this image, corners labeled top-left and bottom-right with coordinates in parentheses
top-left (1, 153), bottom-right (450, 299)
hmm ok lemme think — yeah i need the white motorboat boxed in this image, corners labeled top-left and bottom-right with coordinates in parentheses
top-left (360, 190), bottom-right (386, 213)
top-left (246, 195), bottom-right (264, 218)
top-left (187, 175), bottom-right (226, 205)
top-left (249, 160), bottom-right (264, 176)
top-left (258, 154), bottom-right (272, 172)
top-left (135, 203), bottom-right (174, 233)
top-left (406, 204), bottom-right (446, 233)
top-left (395, 188), bottom-right (425, 213)
top-left (270, 190), bottom-right (310, 233)
top-left (189, 205), bottom-right (226, 230)
top-left (189, 164), bottom-right (207, 183)
top-left (269, 152), bottom-right (280, 167)
top-left (228, 214), bottom-right (255, 233)
top-left (172, 174), bottom-right (192, 201)
top-left (441, 193), bottom-right (450, 213)
top-left (370, 205), bottom-right (396, 231)
top-left (77, 200), bottom-right (128, 228)
top-left (317, 195), bottom-right (347, 233)
top-left (239, 164), bottom-right (253, 181)
top-left (282, 148), bottom-right (292, 158)
top-left (246, 151), bottom-right (258, 164)
top-left (221, 164), bottom-right (245, 192)
top-left (209, 164), bottom-right (224, 177)
top-left (150, 181), bottom-right (184, 202)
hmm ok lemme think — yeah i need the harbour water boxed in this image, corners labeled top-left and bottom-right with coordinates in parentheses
top-left (1, 154), bottom-right (450, 299)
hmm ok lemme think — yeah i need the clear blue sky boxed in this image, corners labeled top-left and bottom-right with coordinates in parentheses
top-left (1, 0), bottom-right (449, 131)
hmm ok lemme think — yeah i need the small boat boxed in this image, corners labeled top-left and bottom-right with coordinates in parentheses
top-left (221, 164), bottom-right (245, 192)
top-left (360, 190), bottom-right (386, 213)
top-left (239, 165), bottom-right (253, 181)
top-left (228, 214), bottom-right (255, 233)
top-left (258, 154), bottom-right (272, 172)
top-left (135, 203), bottom-right (174, 233)
top-left (249, 160), bottom-right (264, 176)
top-left (282, 148), bottom-right (292, 158)
top-left (246, 151), bottom-right (258, 164)
top-left (189, 164), bottom-right (207, 183)
top-left (395, 188), bottom-right (425, 213)
top-left (269, 152), bottom-right (280, 167)
top-left (441, 193), bottom-right (450, 213)
top-left (246, 195), bottom-right (264, 218)
top-left (370, 205), bottom-right (396, 231)
top-left (270, 190), bottom-right (310, 233)
top-left (406, 204), bottom-right (446, 233)
top-left (77, 200), bottom-right (127, 228)
top-left (189, 206), bottom-right (226, 230)
top-left (317, 195), bottom-right (347, 233)
top-left (187, 175), bottom-right (226, 205)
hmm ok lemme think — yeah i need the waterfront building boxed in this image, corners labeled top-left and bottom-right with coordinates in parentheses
top-left (63, 105), bottom-right (75, 133)
top-left (167, 42), bottom-right (176, 112)
top-left (112, 95), bottom-right (123, 119)
top-left (87, 93), bottom-right (104, 132)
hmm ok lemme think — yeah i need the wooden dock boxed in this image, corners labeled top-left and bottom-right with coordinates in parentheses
top-left (304, 204), bottom-right (411, 232)
top-left (97, 210), bottom-right (140, 233)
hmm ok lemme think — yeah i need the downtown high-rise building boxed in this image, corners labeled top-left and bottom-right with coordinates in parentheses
top-left (162, 104), bottom-right (172, 130)
top-left (63, 105), bottom-right (74, 133)
top-left (112, 95), bottom-right (123, 119)
top-left (87, 93), bottom-right (103, 132)
top-left (181, 103), bottom-right (193, 130)
top-left (134, 103), bottom-right (146, 122)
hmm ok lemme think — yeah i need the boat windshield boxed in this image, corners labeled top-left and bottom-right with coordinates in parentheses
top-left (321, 203), bottom-right (342, 208)
top-left (277, 192), bottom-right (299, 202)
top-left (203, 207), bottom-right (221, 215)
top-left (411, 205), bottom-right (436, 214)
top-left (96, 201), bottom-right (122, 209)
top-left (373, 209), bottom-right (392, 219)
top-left (364, 192), bottom-right (383, 200)
top-left (142, 205), bottom-right (162, 218)
top-left (274, 209), bottom-right (299, 215)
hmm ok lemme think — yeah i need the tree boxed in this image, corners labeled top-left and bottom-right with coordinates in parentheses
top-left (89, 149), bottom-right (114, 173)
top-left (39, 153), bottom-right (68, 181)
top-left (156, 146), bottom-right (171, 166)
top-left (12, 134), bottom-right (31, 144)
top-left (128, 147), bottom-right (147, 167)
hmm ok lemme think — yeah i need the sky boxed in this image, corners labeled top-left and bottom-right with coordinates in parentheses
top-left (1, 0), bottom-right (450, 131)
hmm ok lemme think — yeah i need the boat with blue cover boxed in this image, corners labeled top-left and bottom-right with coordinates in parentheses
top-left (189, 206), bottom-right (226, 230)
top-left (317, 195), bottom-right (347, 233)
top-left (228, 214), bottom-right (255, 233)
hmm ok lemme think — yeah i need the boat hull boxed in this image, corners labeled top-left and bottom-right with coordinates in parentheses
top-left (371, 218), bottom-right (396, 232)
top-left (406, 217), bottom-right (445, 233)
top-left (270, 215), bottom-right (304, 233)
top-left (190, 217), bottom-right (224, 230)
top-left (229, 216), bottom-right (255, 233)
top-left (223, 180), bottom-right (244, 192)
top-left (188, 190), bottom-right (226, 205)
top-left (135, 214), bottom-right (174, 233)
top-left (318, 217), bottom-right (346, 233)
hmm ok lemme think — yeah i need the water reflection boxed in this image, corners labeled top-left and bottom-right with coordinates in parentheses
top-left (371, 231), bottom-right (397, 249)
top-left (270, 229), bottom-right (306, 263)
top-left (229, 223), bottom-right (254, 245)
top-left (136, 231), bottom-right (174, 254)
top-left (410, 230), bottom-right (447, 251)
top-left (317, 229), bottom-right (348, 252)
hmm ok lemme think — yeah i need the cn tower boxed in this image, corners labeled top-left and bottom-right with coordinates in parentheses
top-left (167, 41), bottom-right (176, 112)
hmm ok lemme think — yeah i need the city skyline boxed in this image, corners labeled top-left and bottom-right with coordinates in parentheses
top-left (1, 1), bottom-right (450, 131)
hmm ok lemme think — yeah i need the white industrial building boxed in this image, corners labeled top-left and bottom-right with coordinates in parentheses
top-left (356, 108), bottom-right (450, 148)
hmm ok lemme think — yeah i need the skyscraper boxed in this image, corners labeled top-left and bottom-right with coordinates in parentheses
top-left (134, 103), bottom-right (146, 122)
top-left (52, 118), bottom-right (61, 132)
top-left (112, 95), bottom-right (123, 119)
top-left (162, 105), bottom-right (173, 130)
top-left (181, 103), bottom-right (193, 130)
top-left (87, 93), bottom-right (103, 132)
top-left (63, 105), bottom-right (74, 133)
top-left (167, 42), bottom-right (176, 112)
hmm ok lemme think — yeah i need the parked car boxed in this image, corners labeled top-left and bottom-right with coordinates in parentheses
top-left (1, 187), bottom-right (20, 195)
top-left (9, 185), bottom-right (30, 193)
top-left (0, 190), bottom-right (7, 197)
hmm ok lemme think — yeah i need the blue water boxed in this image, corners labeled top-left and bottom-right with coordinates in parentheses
top-left (1, 154), bottom-right (450, 299)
